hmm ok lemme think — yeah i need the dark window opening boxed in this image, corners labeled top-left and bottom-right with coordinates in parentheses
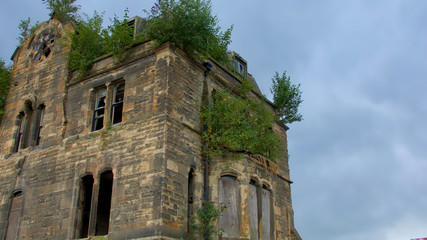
top-left (44, 48), bottom-right (51, 58)
top-left (5, 190), bottom-right (23, 240)
top-left (95, 170), bottom-right (113, 236)
top-left (187, 169), bottom-right (195, 233)
top-left (92, 88), bottom-right (107, 131)
top-left (111, 83), bottom-right (124, 125)
top-left (79, 175), bottom-right (94, 238)
top-left (14, 112), bottom-right (25, 153)
top-left (34, 104), bottom-right (45, 146)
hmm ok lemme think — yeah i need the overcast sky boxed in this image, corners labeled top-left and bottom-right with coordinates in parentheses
top-left (1, 1), bottom-right (427, 239)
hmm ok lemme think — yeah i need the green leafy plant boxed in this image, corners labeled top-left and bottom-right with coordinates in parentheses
top-left (271, 71), bottom-right (303, 124)
top-left (102, 9), bottom-right (136, 60)
top-left (202, 79), bottom-right (283, 161)
top-left (42, 0), bottom-right (80, 22)
top-left (189, 199), bottom-right (225, 240)
top-left (65, 12), bottom-right (107, 76)
top-left (17, 18), bottom-right (41, 44)
top-left (0, 59), bottom-right (12, 116)
top-left (143, 0), bottom-right (233, 63)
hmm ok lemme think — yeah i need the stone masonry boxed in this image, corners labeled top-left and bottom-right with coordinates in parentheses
top-left (0, 19), bottom-right (301, 240)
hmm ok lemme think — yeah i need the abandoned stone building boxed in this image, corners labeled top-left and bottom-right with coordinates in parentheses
top-left (0, 18), bottom-right (301, 240)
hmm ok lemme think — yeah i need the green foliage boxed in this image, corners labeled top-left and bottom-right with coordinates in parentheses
top-left (102, 9), bottom-right (136, 60)
top-left (42, 0), bottom-right (80, 22)
top-left (17, 18), bottom-right (41, 44)
top-left (189, 199), bottom-right (225, 240)
top-left (65, 9), bottom-right (138, 76)
top-left (0, 59), bottom-right (12, 115)
top-left (143, 0), bottom-right (233, 63)
top-left (271, 71), bottom-right (303, 124)
top-left (65, 12), bottom-right (107, 76)
top-left (202, 80), bottom-right (283, 161)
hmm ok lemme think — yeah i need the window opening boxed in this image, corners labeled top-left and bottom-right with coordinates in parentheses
top-left (95, 170), bottom-right (113, 236)
top-left (234, 57), bottom-right (246, 76)
top-left (34, 104), bottom-right (45, 146)
top-left (79, 175), bottom-right (94, 238)
top-left (5, 190), bottom-right (23, 240)
top-left (218, 175), bottom-right (239, 237)
top-left (14, 112), bottom-right (25, 153)
top-left (92, 88), bottom-right (107, 131)
top-left (187, 169), bottom-right (195, 233)
top-left (111, 83), bottom-right (124, 125)
top-left (20, 101), bottom-right (34, 149)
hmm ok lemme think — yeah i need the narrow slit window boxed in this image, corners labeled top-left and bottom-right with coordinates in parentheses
top-left (92, 88), bottom-right (107, 131)
top-left (14, 112), bottom-right (25, 153)
top-left (111, 83), bottom-right (124, 125)
top-left (78, 175), bottom-right (94, 238)
top-left (95, 170), bottom-right (113, 236)
top-left (35, 104), bottom-right (45, 146)
top-left (187, 169), bottom-right (195, 233)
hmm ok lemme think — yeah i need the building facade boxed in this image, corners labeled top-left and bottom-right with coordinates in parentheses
top-left (0, 19), bottom-right (301, 240)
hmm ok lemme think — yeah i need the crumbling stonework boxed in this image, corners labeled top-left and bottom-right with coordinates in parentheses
top-left (0, 19), bottom-right (301, 240)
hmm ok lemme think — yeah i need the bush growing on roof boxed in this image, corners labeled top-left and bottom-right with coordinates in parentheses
top-left (143, 0), bottom-right (233, 63)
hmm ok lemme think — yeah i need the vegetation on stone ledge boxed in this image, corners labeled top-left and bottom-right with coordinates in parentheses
top-left (202, 79), bottom-right (284, 161)
top-left (0, 59), bottom-right (12, 116)
top-left (143, 0), bottom-right (233, 63)
top-left (43, 0), bottom-right (233, 76)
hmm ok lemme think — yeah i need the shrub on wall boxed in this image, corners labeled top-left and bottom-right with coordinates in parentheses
top-left (202, 79), bottom-right (284, 161)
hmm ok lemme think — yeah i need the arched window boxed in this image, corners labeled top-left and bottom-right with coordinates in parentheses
top-left (5, 190), bottom-right (23, 240)
top-left (218, 175), bottom-right (239, 237)
top-left (75, 171), bottom-right (113, 238)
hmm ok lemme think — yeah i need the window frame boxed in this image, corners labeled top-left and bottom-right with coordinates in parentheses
top-left (92, 87), bottom-right (107, 131)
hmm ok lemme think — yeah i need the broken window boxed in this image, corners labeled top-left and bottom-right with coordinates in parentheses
top-left (234, 56), bottom-right (247, 77)
top-left (32, 31), bottom-right (55, 62)
top-left (95, 170), bottom-right (113, 236)
top-left (218, 175), bottom-right (240, 237)
top-left (75, 171), bottom-right (113, 238)
top-left (92, 88), bottom-right (107, 131)
top-left (249, 181), bottom-right (273, 240)
top-left (110, 83), bottom-right (124, 125)
top-left (78, 175), bottom-right (94, 238)
top-left (5, 190), bottom-right (23, 240)
top-left (34, 104), bottom-right (45, 146)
